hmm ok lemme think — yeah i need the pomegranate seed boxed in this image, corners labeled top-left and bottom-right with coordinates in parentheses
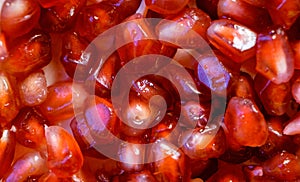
top-left (116, 14), bottom-right (176, 71)
top-left (254, 73), bottom-right (292, 116)
top-left (0, 129), bottom-right (16, 178)
top-left (3, 30), bottom-right (52, 77)
top-left (114, 170), bottom-right (157, 182)
top-left (18, 71), bottom-right (47, 106)
top-left (190, 159), bottom-right (218, 180)
top-left (75, 1), bottom-right (121, 42)
top-left (263, 151), bottom-right (300, 180)
top-left (45, 126), bottom-right (83, 178)
top-left (0, 71), bottom-right (20, 127)
top-left (195, 54), bottom-right (230, 95)
top-left (267, 0), bottom-right (300, 29)
top-left (0, 33), bottom-right (8, 60)
top-left (207, 19), bottom-right (257, 63)
top-left (240, 0), bottom-right (266, 7)
top-left (149, 140), bottom-right (191, 181)
top-left (292, 76), bottom-right (300, 103)
top-left (292, 41), bottom-right (300, 69)
top-left (224, 96), bottom-right (268, 149)
top-left (145, 0), bottom-right (189, 14)
top-left (256, 27), bottom-right (294, 84)
top-left (181, 101), bottom-right (210, 129)
top-left (39, 0), bottom-right (86, 32)
top-left (117, 142), bottom-right (145, 172)
top-left (257, 116), bottom-right (295, 160)
top-left (228, 73), bottom-right (256, 99)
top-left (1, 0), bottom-right (41, 38)
top-left (37, 82), bottom-right (88, 124)
top-left (93, 52), bottom-right (121, 98)
top-left (283, 112), bottom-right (300, 135)
top-left (37, 0), bottom-right (67, 8)
top-left (243, 165), bottom-right (265, 181)
top-left (84, 95), bottom-right (119, 145)
top-left (156, 7), bottom-right (211, 48)
top-left (180, 127), bottom-right (227, 160)
top-left (217, 0), bottom-right (272, 32)
top-left (61, 31), bottom-right (97, 81)
top-left (3, 152), bottom-right (47, 181)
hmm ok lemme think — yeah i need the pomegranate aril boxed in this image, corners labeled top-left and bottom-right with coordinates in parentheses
top-left (45, 126), bottom-right (83, 178)
top-left (283, 112), bottom-right (300, 135)
top-left (256, 27), bottom-right (294, 84)
top-left (195, 54), bottom-right (230, 95)
top-left (18, 71), bottom-right (47, 106)
top-left (0, 33), bottom-right (8, 61)
top-left (75, 1), bottom-right (121, 42)
top-left (13, 107), bottom-right (47, 151)
top-left (149, 140), bottom-right (191, 181)
top-left (37, 0), bottom-right (66, 8)
top-left (114, 170), bottom-right (157, 182)
top-left (112, 0), bottom-right (142, 18)
top-left (262, 151), bottom-right (300, 180)
top-left (37, 81), bottom-right (88, 124)
top-left (116, 15), bottom-right (176, 71)
top-left (240, 0), bottom-right (266, 7)
top-left (266, 0), bottom-right (300, 30)
top-left (0, 129), bottom-right (16, 178)
top-left (156, 7), bottom-right (211, 48)
top-left (0, 71), bottom-right (19, 127)
top-left (217, 0), bottom-right (272, 32)
top-left (84, 95), bottom-right (119, 145)
top-left (181, 101), bottom-right (210, 129)
top-left (207, 19), bottom-right (257, 63)
top-left (3, 152), bottom-right (47, 182)
top-left (257, 116), bottom-right (295, 161)
top-left (1, 0), bottom-right (41, 38)
top-left (254, 73), bottom-right (292, 116)
top-left (190, 159), bottom-right (218, 180)
top-left (180, 127), bottom-right (227, 160)
top-left (93, 52), bottom-right (121, 98)
top-left (3, 30), bottom-right (52, 77)
top-left (145, 0), bottom-right (189, 14)
top-left (61, 31), bottom-right (97, 81)
top-left (39, 0), bottom-right (86, 32)
top-left (228, 73), bottom-right (256, 99)
top-left (224, 96), bottom-right (268, 149)
top-left (292, 41), bottom-right (300, 69)
top-left (117, 142), bottom-right (145, 172)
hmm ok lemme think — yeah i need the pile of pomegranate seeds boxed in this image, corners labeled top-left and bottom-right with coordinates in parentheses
top-left (0, 0), bottom-right (300, 181)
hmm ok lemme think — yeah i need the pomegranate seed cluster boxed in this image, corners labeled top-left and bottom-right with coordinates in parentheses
top-left (0, 0), bottom-right (300, 181)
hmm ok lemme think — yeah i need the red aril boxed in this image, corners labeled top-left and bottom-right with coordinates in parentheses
top-left (181, 101), bottom-right (210, 129)
top-left (1, 0), bottom-right (40, 38)
top-left (149, 141), bottom-right (191, 181)
top-left (61, 31), bottom-right (97, 81)
top-left (283, 112), bottom-right (300, 135)
top-left (145, 0), bottom-right (189, 14)
top-left (217, 0), bottom-right (272, 32)
top-left (0, 71), bottom-right (19, 127)
top-left (156, 8), bottom-right (211, 48)
top-left (267, 0), bottom-right (300, 30)
top-left (0, 33), bottom-right (8, 61)
top-left (180, 127), bottom-right (227, 160)
top-left (114, 170), bottom-right (157, 182)
top-left (263, 151), bottom-right (300, 180)
top-left (39, 0), bottom-right (86, 32)
top-left (254, 73), bottom-right (292, 116)
top-left (18, 71), bottom-right (47, 106)
top-left (228, 73), bottom-right (256, 99)
top-left (45, 126), bottom-right (83, 178)
top-left (196, 0), bottom-right (219, 19)
top-left (207, 162), bottom-right (246, 182)
top-left (37, 0), bottom-right (67, 8)
top-left (207, 19), bottom-right (257, 63)
top-left (0, 129), bottom-right (16, 178)
top-left (224, 96), bottom-right (268, 150)
top-left (292, 41), bottom-right (300, 69)
top-left (240, 0), bottom-right (266, 7)
top-left (13, 107), bottom-right (47, 151)
top-left (3, 30), bottom-right (52, 77)
top-left (256, 27), bottom-right (294, 84)
top-left (292, 76), bottom-right (300, 103)
top-left (3, 152), bottom-right (47, 181)
top-left (84, 96), bottom-right (119, 145)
